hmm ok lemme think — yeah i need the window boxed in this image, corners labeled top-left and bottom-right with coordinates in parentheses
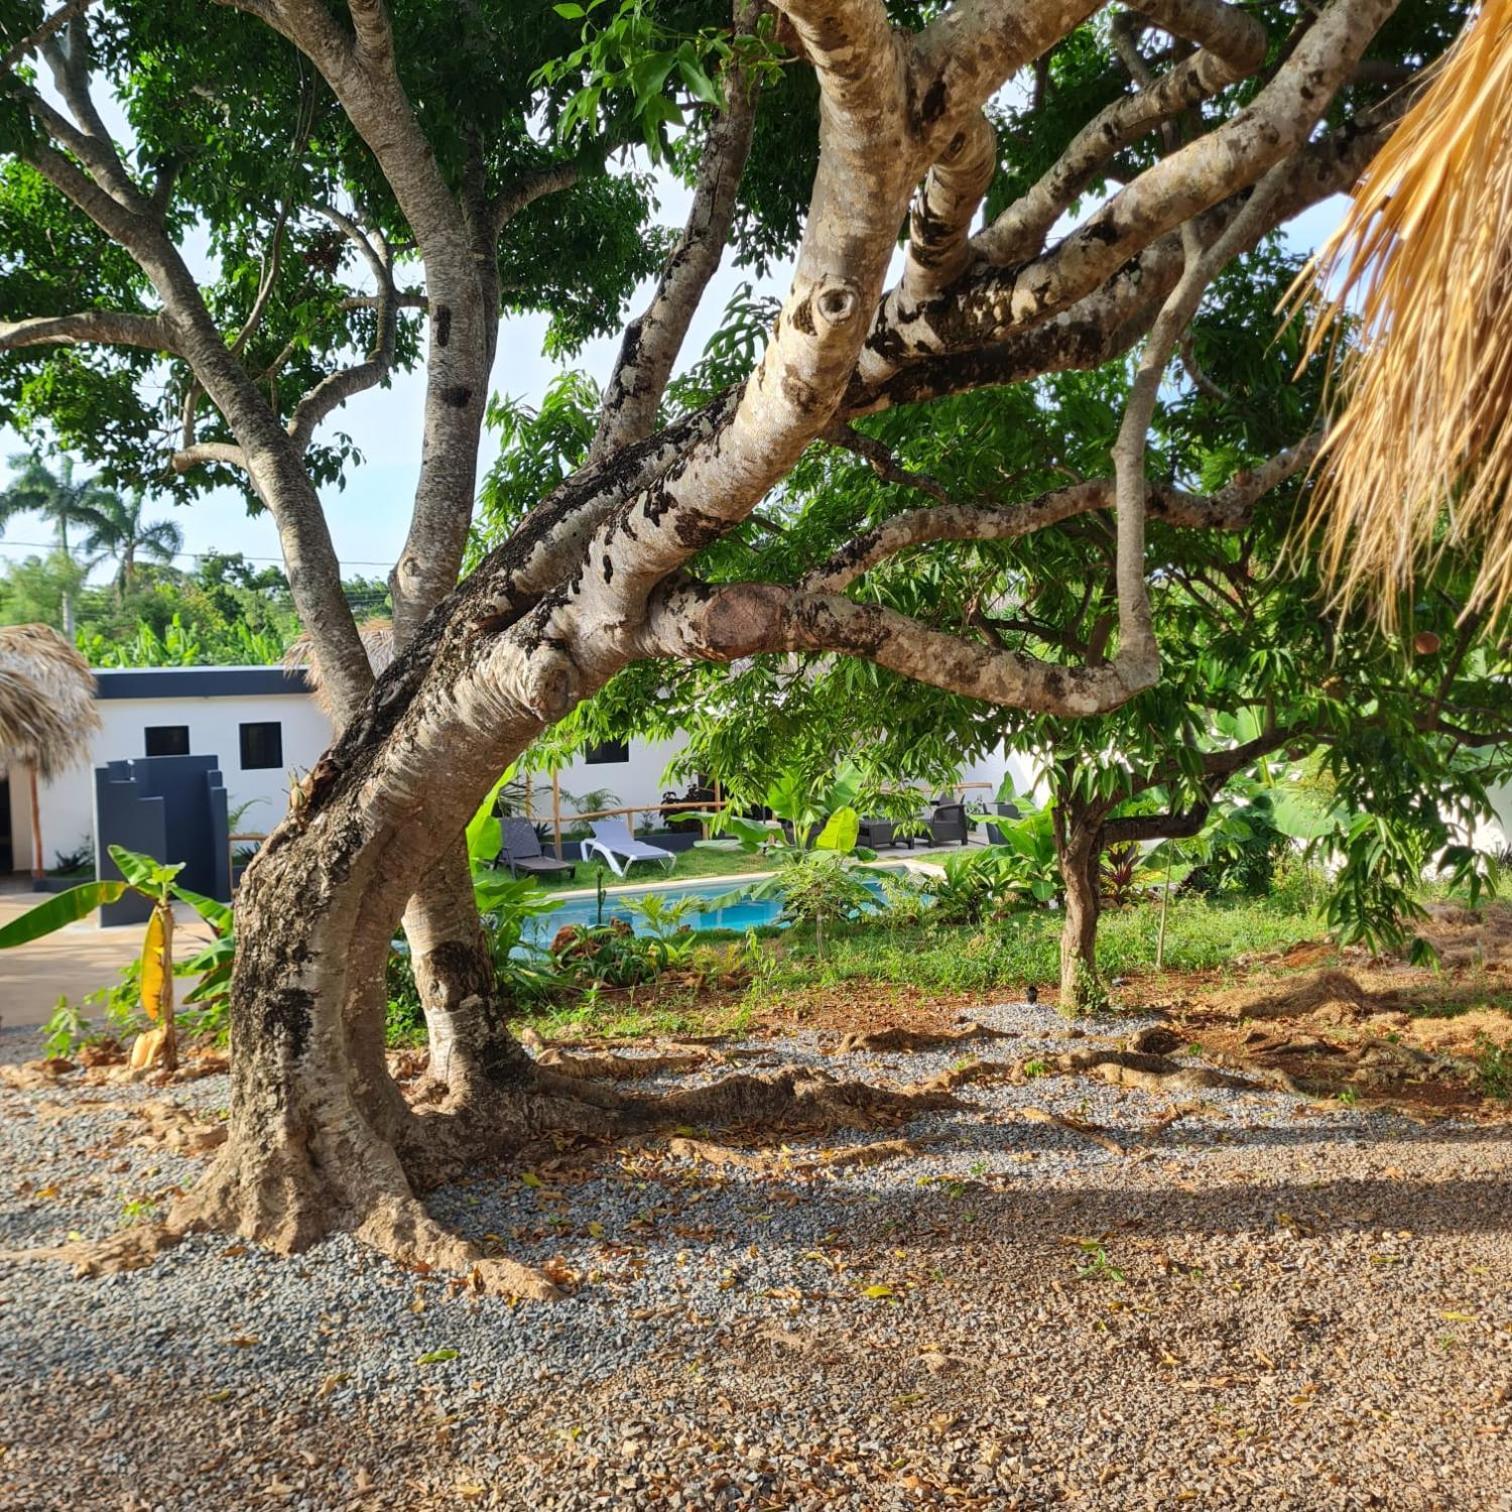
top-left (584, 739), bottom-right (629, 765)
top-left (239, 721), bottom-right (284, 771)
top-left (144, 725), bottom-right (190, 757)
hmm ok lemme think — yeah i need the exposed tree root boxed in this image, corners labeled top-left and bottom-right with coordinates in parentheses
top-left (4, 1053), bottom-right (960, 1302)
top-left (131, 1100), bottom-right (229, 1156)
top-left (1053, 1047), bottom-right (1262, 1093)
top-left (625, 1066), bottom-right (960, 1133)
top-left (0, 1220), bottom-right (187, 1277)
top-left (1016, 1106), bottom-right (1127, 1156)
top-left (666, 1131), bottom-right (950, 1173)
top-left (830, 1021), bottom-right (1014, 1055)
top-left (354, 1196), bottom-right (561, 1302)
top-left (532, 1046), bottom-right (714, 1081)
top-left (907, 1057), bottom-right (1025, 1095)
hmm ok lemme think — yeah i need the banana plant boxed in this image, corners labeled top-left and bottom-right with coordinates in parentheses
top-left (700, 759), bottom-right (871, 854)
top-left (0, 846), bottom-right (231, 1071)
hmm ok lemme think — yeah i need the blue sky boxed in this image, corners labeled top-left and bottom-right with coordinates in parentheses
top-left (1, 174), bottom-right (1342, 584)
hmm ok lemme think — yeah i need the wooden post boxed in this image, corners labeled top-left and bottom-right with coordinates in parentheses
top-left (27, 766), bottom-right (43, 883)
top-left (551, 770), bottom-right (563, 860)
top-left (524, 772), bottom-right (534, 821)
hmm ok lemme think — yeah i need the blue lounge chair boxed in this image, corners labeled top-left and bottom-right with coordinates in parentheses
top-left (583, 817), bottom-right (676, 877)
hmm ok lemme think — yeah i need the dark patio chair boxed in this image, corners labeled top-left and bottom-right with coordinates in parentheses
top-left (857, 817), bottom-right (911, 850)
top-left (927, 799), bottom-right (971, 847)
top-left (492, 817), bottom-right (576, 880)
top-left (985, 800), bottom-right (1022, 845)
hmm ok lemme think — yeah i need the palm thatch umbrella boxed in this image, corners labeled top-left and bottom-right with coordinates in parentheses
top-left (1291, 0), bottom-right (1512, 627)
top-left (0, 624), bottom-right (100, 880)
top-left (282, 616), bottom-right (395, 718)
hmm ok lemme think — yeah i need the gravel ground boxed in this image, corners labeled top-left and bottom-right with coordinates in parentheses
top-left (3, 1001), bottom-right (1511, 1510)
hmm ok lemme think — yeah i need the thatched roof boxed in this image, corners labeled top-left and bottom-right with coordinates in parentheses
top-left (0, 623), bottom-right (101, 778)
top-left (283, 616), bottom-right (395, 717)
top-left (1291, 0), bottom-right (1512, 627)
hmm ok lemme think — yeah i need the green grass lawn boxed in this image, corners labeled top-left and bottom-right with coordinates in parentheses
top-left (504, 890), bottom-right (1333, 1044)
top-left (752, 892), bottom-right (1327, 999)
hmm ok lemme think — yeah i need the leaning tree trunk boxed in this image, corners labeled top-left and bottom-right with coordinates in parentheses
top-left (1055, 804), bottom-right (1105, 1014)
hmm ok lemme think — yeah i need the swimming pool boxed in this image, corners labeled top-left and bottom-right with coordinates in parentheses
top-left (520, 870), bottom-right (904, 946)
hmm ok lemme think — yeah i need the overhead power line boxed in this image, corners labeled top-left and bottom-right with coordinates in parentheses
top-left (0, 538), bottom-right (394, 570)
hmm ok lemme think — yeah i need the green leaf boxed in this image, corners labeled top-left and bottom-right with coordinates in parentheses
top-left (814, 806), bottom-right (860, 853)
top-left (416, 1348), bottom-right (459, 1365)
top-left (677, 57), bottom-right (724, 108)
top-left (171, 884), bottom-right (233, 933)
top-left (0, 881), bottom-right (127, 949)
top-left (107, 844), bottom-right (183, 891)
top-left (553, 2), bottom-right (586, 16)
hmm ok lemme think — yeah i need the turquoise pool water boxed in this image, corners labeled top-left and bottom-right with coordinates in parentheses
top-left (520, 872), bottom-right (897, 945)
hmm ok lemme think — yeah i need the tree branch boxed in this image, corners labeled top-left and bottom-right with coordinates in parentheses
top-left (1, 0), bottom-right (95, 74)
top-left (588, 3), bottom-right (762, 461)
top-left (643, 579), bottom-right (1166, 718)
top-left (800, 431), bottom-right (1316, 594)
top-left (854, 0), bottom-right (1397, 391)
top-left (900, 110), bottom-right (997, 302)
top-left (489, 161), bottom-right (584, 243)
top-left (0, 310), bottom-right (177, 354)
top-left (170, 441), bottom-right (250, 473)
top-left (979, 0), bottom-right (1266, 266)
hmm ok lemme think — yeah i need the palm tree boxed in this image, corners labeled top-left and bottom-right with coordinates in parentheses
top-left (0, 456), bottom-right (119, 637)
top-left (0, 624), bottom-right (100, 881)
top-left (77, 489), bottom-right (185, 600)
top-left (1294, 0), bottom-right (1512, 627)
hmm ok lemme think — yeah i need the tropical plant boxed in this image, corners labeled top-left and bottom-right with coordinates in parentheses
top-left (75, 488), bottom-right (184, 599)
top-left (619, 889), bottom-right (701, 964)
top-left (764, 849), bottom-right (876, 959)
top-left (0, 844), bottom-right (229, 1070)
top-left (925, 848), bottom-right (1022, 927)
top-left (0, 456), bottom-right (120, 634)
top-left (471, 871), bottom-right (561, 1002)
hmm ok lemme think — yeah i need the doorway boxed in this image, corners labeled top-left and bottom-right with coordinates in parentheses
top-left (0, 775), bottom-right (11, 874)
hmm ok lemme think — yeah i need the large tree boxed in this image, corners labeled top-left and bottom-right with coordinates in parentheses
top-left (1, 0), bottom-right (1462, 1289)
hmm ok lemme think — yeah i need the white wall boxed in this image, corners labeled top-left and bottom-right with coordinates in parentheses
top-left (537, 735), bottom-right (692, 827)
top-left (5, 680), bottom-right (333, 874)
top-left (958, 745), bottom-right (1044, 807)
top-left (1471, 778), bottom-right (1512, 853)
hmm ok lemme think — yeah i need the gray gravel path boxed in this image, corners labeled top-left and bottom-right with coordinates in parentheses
top-left (3, 1000), bottom-right (1510, 1510)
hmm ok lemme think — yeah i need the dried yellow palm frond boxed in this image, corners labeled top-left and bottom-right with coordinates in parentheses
top-left (1286, 0), bottom-right (1512, 628)
top-left (0, 623), bottom-right (100, 778)
top-left (283, 616), bottom-right (394, 717)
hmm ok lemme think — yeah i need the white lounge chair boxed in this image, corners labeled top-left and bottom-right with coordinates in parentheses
top-left (582, 817), bottom-right (676, 878)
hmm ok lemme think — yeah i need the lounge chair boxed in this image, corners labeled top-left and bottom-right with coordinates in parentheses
top-left (492, 817), bottom-right (576, 880)
top-left (582, 817), bottom-right (676, 878)
top-left (927, 799), bottom-right (971, 847)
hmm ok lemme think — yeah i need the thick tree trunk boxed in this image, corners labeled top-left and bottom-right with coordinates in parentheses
top-left (401, 843), bottom-right (533, 1095)
top-left (1055, 808), bottom-right (1104, 1014)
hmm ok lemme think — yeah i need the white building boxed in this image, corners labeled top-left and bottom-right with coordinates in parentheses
top-left (2, 666), bottom-right (332, 876)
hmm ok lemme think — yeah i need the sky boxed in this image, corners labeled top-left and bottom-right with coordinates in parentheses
top-left (0, 119), bottom-right (1345, 587)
